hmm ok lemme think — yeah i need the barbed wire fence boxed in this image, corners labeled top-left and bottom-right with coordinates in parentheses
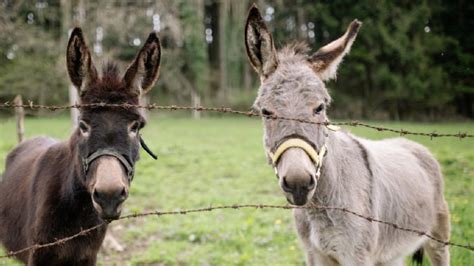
top-left (0, 101), bottom-right (473, 260)
top-left (1, 102), bottom-right (473, 139)
top-left (1, 204), bottom-right (473, 260)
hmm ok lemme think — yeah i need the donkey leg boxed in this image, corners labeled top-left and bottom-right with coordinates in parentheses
top-left (68, 257), bottom-right (97, 266)
top-left (294, 210), bottom-right (319, 265)
top-left (312, 251), bottom-right (340, 266)
top-left (28, 250), bottom-right (56, 266)
top-left (337, 253), bottom-right (373, 266)
top-left (377, 257), bottom-right (404, 266)
top-left (301, 243), bottom-right (339, 266)
top-left (293, 210), bottom-right (337, 265)
top-left (423, 200), bottom-right (450, 266)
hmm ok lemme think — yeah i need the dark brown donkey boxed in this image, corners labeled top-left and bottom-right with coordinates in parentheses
top-left (0, 28), bottom-right (161, 265)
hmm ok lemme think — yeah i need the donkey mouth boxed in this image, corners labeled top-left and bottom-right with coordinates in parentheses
top-left (101, 212), bottom-right (121, 220)
top-left (93, 200), bottom-right (123, 220)
top-left (286, 192), bottom-right (310, 206)
top-left (98, 208), bottom-right (122, 220)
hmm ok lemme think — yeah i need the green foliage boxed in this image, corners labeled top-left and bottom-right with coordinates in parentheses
top-left (180, 0), bottom-right (209, 94)
top-left (0, 55), bottom-right (67, 105)
top-left (268, 0), bottom-right (463, 119)
top-left (0, 0), bottom-right (472, 119)
top-left (0, 1), bottom-right (67, 107)
top-left (0, 116), bottom-right (472, 264)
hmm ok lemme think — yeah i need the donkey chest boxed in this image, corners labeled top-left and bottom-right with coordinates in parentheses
top-left (29, 198), bottom-right (107, 260)
top-left (307, 213), bottom-right (344, 252)
top-left (304, 210), bottom-right (373, 256)
top-left (56, 228), bottom-right (106, 261)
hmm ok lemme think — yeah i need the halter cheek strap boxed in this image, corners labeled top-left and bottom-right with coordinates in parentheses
top-left (82, 149), bottom-right (135, 182)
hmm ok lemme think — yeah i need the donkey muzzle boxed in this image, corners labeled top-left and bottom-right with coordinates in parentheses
top-left (93, 185), bottom-right (128, 219)
top-left (275, 147), bottom-right (318, 206)
top-left (91, 156), bottom-right (130, 220)
top-left (281, 173), bottom-right (316, 206)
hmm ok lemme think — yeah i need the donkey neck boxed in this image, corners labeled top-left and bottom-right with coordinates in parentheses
top-left (61, 131), bottom-right (95, 212)
top-left (311, 130), bottom-right (372, 208)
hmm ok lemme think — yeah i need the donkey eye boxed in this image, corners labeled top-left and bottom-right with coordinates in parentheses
top-left (261, 108), bottom-right (274, 117)
top-left (78, 120), bottom-right (90, 135)
top-left (314, 104), bottom-right (324, 115)
top-left (130, 121), bottom-right (141, 133)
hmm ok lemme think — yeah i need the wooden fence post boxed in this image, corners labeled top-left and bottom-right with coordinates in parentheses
top-left (14, 95), bottom-right (25, 143)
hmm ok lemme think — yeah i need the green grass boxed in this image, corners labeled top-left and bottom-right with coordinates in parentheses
top-left (0, 114), bottom-right (473, 265)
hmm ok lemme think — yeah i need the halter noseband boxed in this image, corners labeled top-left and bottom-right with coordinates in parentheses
top-left (82, 149), bottom-right (135, 182)
top-left (268, 124), bottom-right (339, 179)
top-left (82, 135), bottom-right (157, 182)
top-left (269, 139), bottom-right (327, 167)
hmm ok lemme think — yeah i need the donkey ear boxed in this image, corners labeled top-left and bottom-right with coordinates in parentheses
top-left (66, 27), bottom-right (98, 95)
top-left (308, 20), bottom-right (361, 81)
top-left (245, 4), bottom-right (278, 79)
top-left (123, 32), bottom-right (161, 96)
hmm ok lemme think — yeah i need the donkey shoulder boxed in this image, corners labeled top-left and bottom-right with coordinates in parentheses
top-left (0, 137), bottom-right (60, 258)
top-left (5, 137), bottom-right (58, 167)
top-left (386, 137), bottom-right (443, 187)
top-left (355, 136), bottom-right (443, 191)
top-left (4, 137), bottom-right (59, 180)
top-left (355, 136), bottom-right (437, 164)
top-left (381, 137), bottom-right (439, 169)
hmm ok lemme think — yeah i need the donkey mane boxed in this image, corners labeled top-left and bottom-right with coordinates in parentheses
top-left (81, 62), bottom-right (139, 105)
top-left (281, 42), bottom-right (311, 57)
top-left (278, 42), bottom-right (311, 64)
top-left (256, 41), bottom-right (332, 106)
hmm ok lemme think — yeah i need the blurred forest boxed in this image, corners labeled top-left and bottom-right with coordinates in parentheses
top-left (0, 0), bottom-right (472, 120)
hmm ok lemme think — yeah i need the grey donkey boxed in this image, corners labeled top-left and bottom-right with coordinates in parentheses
top-left (245, 5), bottom-right (450, 266)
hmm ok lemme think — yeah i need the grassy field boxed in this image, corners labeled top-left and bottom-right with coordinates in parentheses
top-left (0, 114), bottom-right (473, 265)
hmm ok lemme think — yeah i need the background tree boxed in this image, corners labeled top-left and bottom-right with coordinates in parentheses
top-left (0, 0), bottom-right (472, 120)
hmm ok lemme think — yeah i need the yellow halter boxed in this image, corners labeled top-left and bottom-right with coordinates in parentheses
top-left (268, 138), bottom-right (326, 166)
top-left (268, 124), bottom-right (340, 169)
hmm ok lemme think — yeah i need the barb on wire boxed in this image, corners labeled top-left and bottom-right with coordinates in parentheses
top-left (0, 102), bottom-right (472, 139)
top-left (1, 223), bottom-right (106, 260)
top-left (1, 204), bottom-right (472, 260)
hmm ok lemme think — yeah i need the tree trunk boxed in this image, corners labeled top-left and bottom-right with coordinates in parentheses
top-left (217, 0), bottom-right (228, 103)
top-left (207, 0), bottom-right (228, 102)
top-left (363, 63), bottom-right (373, 119)
top-left (207, 1), bottom-right (220, 98)
top-left (243, 56), bottom-right (252, 90)
top-left (61, 0), bottom-right (80, 127)
top-left (296, 0), bottom-right (306, 39)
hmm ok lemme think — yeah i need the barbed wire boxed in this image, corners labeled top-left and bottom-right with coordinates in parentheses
top-left (1, 102), bottom-right (472, 139)
top-left (1, 102), bottom-right (472, 260)
top-left (0, 223), bottom-right (106, 260)
top-left (1, 203), bottom-right (472, 260)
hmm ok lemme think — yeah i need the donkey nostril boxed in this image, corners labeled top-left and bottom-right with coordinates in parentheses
top-left (308, 176), bottom-right (316, 190)
top-left (120, 187), bottom-right (127, 198)
top-left (282, 177), bottom-right (292, 192)
top-left (93, 190), bottom-right (100, 200)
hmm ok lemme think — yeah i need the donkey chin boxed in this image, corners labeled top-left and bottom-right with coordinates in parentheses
top-left (90, 157), bottom-right (130, 220)
top-left (276, 148), bottom-right (317, 206)
top-left (92, 200), bottom-right (124, 220)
